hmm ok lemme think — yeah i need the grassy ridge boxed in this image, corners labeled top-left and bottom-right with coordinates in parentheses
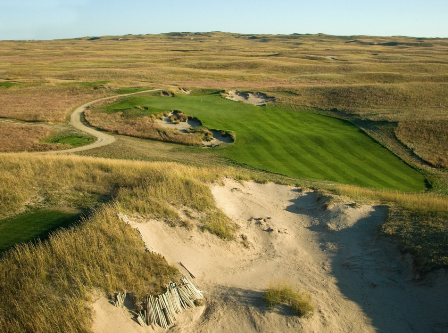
top-left (106, 93), bottom-right (425, 192)
top-left (0, 206), bottom-right (177, 333)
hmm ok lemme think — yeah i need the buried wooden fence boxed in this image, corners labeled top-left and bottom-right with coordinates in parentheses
top-left (137, 276), bottom-right (203, 329)
top-left (116, 212), bottom-right (204, 329)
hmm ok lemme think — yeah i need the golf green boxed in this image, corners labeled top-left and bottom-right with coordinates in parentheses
top-left (108, 93), bottom-right (426, 192)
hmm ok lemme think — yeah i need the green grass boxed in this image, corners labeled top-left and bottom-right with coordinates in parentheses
top-left (44, 134), bottom-right (95, 147)
top-left (0, 209), bottom-right (81, 252)
top-left (263, 281), bottom-right (314, 317)
top-left (0, 82), bottom-right (20, 88)
top-left (107, 93), bottom-right (426, 192)
top-left (115, 87), bottom-right (152, 94)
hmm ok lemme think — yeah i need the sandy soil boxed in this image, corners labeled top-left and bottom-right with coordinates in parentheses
top-left (156, 112), bottom-right (233, 147)
top-left (225, 90), bottom-right (275, 106)
top-left (92, 179), bottom-right (448, 333)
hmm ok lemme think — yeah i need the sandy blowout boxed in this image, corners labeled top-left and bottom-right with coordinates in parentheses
top-left (92, 179), bottom-right (448, 333)
top-left (225, 90), bottom-right (275, 106)
top-left (156, 112), bottom-right (233, 147)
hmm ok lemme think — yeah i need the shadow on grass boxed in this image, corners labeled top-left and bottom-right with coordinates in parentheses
top-left (0, 209), bottom-right (83, 254)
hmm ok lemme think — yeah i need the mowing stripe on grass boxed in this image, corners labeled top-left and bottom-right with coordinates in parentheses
top-left (104, 93), bottom-right (426, 191)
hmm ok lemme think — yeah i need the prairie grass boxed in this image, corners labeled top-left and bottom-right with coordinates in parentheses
top-left (263, 281), bottom-right (314, 317)
top-left (0, 205), bottom-right (177, 333)
top-left (0, 154), bottom-right (237, 332)
top-left (0, 122), bottom-right (59, 152)
top-left (382, 207), bottom-right (448, 271)
top-left (85, 109), bottom-right (204, 146)
top-left (1, 33), bottom-right (447, 166)
top-left (0, 84), bottom-right (110, 122)
top-left (0, 154), bottom-right (234, 237)
top-left (395, 120), bottom-right (448, 168)
top-left (334, 184), bottom-right (448, 212)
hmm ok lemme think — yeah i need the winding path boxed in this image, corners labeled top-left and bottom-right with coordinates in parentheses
top-left (45, 89), bottom-right (161, 154)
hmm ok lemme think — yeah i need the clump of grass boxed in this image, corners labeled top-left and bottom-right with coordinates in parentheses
top-left (187, 126), bottom-right (214, 141)
top-left (202, 209), bottom-right (235, 240)
top-left (42, 131), bottom-right (95, 147)
top-left (263, 281), bottom-right (314, 317)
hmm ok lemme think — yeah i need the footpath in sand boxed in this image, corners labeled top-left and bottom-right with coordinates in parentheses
top-left (92, 179), bottom-right (448, 333)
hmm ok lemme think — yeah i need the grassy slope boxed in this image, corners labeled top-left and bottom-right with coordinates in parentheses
top-left (0, 153), bottom-right (446, 332)
top-left (106, 93), bottom-right (425, 192)
top-left (0, 209), bottom-right (81, 252)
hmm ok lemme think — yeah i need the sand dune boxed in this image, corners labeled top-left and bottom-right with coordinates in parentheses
top-left (92, 179), bottom-right (448, 332)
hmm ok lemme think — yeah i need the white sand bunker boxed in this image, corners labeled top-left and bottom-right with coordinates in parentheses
top-left (225, 90), bottom-right (275, 106)
top-left (92, 179), bottom-right (448, 333)
top-left (156, 111), bottom-right (233, 147)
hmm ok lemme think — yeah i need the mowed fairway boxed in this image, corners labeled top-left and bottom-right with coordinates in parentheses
top-left (109, 93), bottom-right (426, 192)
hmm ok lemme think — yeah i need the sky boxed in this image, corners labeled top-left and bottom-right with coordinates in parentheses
top-left (0, 0), bottom-right (447, 40)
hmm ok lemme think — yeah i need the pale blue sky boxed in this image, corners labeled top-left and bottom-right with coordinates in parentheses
top-left (0, 0), bottom-right (447, 40)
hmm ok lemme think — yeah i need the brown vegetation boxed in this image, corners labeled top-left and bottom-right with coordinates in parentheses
top-left (395, 120), bottom-right (448, 168)
top-left (0, 85), bottom-right (109, 122)
top-left (0, 205), bottom-right (177, 333)
top-left (1, 33), bottom-right (447, 166)
top-left (0, 122), bottom-right (60, 152)
top-left (84, 109), bottom-right (204, 146)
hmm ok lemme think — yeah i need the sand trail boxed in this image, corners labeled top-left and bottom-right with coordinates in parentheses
top-left (92, 179), bottom-right (448, 332)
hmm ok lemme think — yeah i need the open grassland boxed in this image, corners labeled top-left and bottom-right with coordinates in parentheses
top-left (0, 122), bottom-right (57, 152)
top-left (1, 32), bottom-right (448, 331)
top-left (96, 93), bottom-right (425, 192)
top-left (0, 122), bottom-right (95, 152)
top-left (1, 32), bottom-right (447, 168)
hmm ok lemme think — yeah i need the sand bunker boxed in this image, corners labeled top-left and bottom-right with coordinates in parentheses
top-left (92, 180), bottom-right (448, 333)
top-left (225, 90), bottom-right (275, 106)
top-left (156, 112), bottom-right (233, 147)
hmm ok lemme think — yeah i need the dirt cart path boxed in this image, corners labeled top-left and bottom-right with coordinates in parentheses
top-left (44, 89), bottom-right (161, 154)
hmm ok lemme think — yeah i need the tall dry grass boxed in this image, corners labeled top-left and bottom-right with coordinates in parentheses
top-left (0, 154), bottom-right (234, 235)
top-left (382, 207), bottom-right (448, 271)
top-left (0, 122), bottom-right (61, 152)
top-left (334, 184), bottom-right (448, 212)
top-left (0, 205), bottom-right (177, 333)
top-left (0, 85), bottom-right (110, 122)
top-left (84, 109), bottom-right (204, 146)
top-left (0, 154), bottom-right (240, 332)
top-left (334, 183), bottom-right (448, 271)
top-left (395, 120), bottom-right (448, 168)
